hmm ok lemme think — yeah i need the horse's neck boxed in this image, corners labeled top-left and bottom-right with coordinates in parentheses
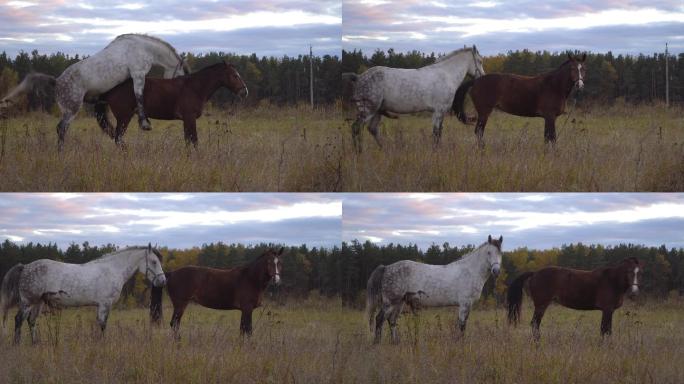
top-left (448, 249), bottom-right (491, 283)
top-left (547, 64), bottom-right (574, 96)
top-left (431, 53), bottom-right (468, 72)
top-left (97, 250), bottom-right (142, 284)
top-left (604, 265), bottom-right (629, 293)
top-left (244, 258), bottom-right (270, 288)
top-left (135, 38), bottom-right (179, 69)
top-left (188, 67), bottom-right (224, 101)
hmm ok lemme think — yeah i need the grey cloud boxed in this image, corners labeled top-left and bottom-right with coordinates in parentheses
top-left (341, 193), bottom-right (684, 250)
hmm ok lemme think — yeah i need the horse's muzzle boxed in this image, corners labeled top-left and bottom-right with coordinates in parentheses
top-left (575, 80), bottom-right (584, 91)
top-left (153, 274), bottom-right (167, 287)
top-left (628, 285), bottom-right (639, 299)
top-left (238, 87), bottom-right (248, 99)
top-left (491, 266), bottom-right (500, 278)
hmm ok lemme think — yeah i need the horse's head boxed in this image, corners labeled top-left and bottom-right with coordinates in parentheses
top-left (567, 53), bottom-right (587, 91)
top-left (139, 243), bottom-right (166, 287)
top-left (484, 234), bottom-right (503, 277)
top-left (621, 257), bottom-right (642, 298)
top-left (468, 45), bottom-right (485, 79)
top-left (263, 247), bottom-right (284, 285)
top-left (222, 61), bottom-right (249, 99)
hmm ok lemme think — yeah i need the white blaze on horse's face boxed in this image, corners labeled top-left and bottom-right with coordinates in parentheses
top-left (632, 267), bottom-right (639, 294)
top-left (273, 256), bottom-right (281, 285)
top-left (576, 63), bottom-right (584, 90)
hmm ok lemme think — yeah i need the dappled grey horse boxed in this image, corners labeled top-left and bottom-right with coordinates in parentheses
top-left (1, 34), bottom-right (189, 150)
top-left (366, 235), bottom-right (503, 344)
top-left (0, 244), bottom-right (166, 344)
top-left (349, 46), bottom-right (485, 151)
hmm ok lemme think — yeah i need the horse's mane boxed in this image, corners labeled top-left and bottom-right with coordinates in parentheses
top-left (435, 47), bottom-right (475, 63)
top-left (88, 246), bottom-right (160, 263)
top-left (110, 34), bottom-right (183, 62)
top-left (453, 241), bottom-right (499, 264)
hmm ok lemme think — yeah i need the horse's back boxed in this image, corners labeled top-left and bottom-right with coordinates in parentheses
top-left (470, 73), bottom-right (544, 117)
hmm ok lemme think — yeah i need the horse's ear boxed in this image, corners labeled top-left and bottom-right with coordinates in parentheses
top-left (488, 234), bottom-right (492, 243)
top-left (567, 53), bottom-right (573, 61)
top-left (498, 235), bottom-right (503, 244)
top-left (278, 247), bottom-right (285, 256)
top-left (472, 44), bottom-right (477, 52)
top-left (148, 242), bottom-right (152, 251)
top-left (581, 53), bottom-right (587, 62)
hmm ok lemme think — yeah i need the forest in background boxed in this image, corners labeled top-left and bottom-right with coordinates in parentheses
top-left (0, 49), bottom-right (342, 111)
top-left (342, 48), bottom-right (684, 105)
top-left (0, 239), bottom-right (681, 308)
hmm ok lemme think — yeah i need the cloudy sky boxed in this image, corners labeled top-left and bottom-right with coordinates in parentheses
top-left (0, 193), bottom-right (341, 249)
top-left (343, 0), bottom-right (684, 55)
top-left (0, 0), bottom-right (341, 57)
top-left (343, 193), bottom-right (684, 250)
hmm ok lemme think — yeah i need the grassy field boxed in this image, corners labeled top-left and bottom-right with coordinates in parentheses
top-left (345, 103), bottom-right (684, 191)
top-left (0, 103), bottom-right (681, 191)
top-left (0, 104), bottom-right (345, 191)
top-left (1, 297), bottom-right (682, 383)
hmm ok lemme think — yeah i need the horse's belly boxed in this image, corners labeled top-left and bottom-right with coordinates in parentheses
top-left (382, 96), bottom-right (432, 114)
top-left (43, 291), bottom-right (96, 308)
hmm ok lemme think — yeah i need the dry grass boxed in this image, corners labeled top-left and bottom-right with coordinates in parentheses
top-left (1, 297), bottom-right (682, 383)
top-left (0, 104), bottom-right (345, 191)
top-left (0, 103), bottom-right (682, 191)
top-left (344, 103), bottom-right (684, 191)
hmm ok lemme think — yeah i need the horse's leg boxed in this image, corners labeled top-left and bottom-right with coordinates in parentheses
top-left (352, 114), bottom-right (372, 154)
top-left (387, 302), bottom-right (404, 345)
top-left (13, 303), bottom-right (29, 345)
top-left (367, 113), bottom-right (383, 148)
top-left (170, 300), bottom-right (188, 340)
top-left (544, 117), bottom-right (557, 144)
top-left (240, 308), bottom-right (254, 337)
top-left (96, 303), bottom-right (111, 335)
top-left (457, 302), bottom-right (471, 337)
top-left (373, 307), bottom-right (386, 344)
top-left (55, 82), bottom-right (84, 151)
top-left (56, 111), bottom-right (77, 152)
top-left (183, 117), bottom-right (198, 148)
top-left (475, 115), bottom-right (489, 149)
top-left (600, 309), bottom-right (614, 337)
top-left (115, 115), bottom-right (133, 149)
top-left (27, 303), bottom-right (42, 345)
top-left (530, 304), bottom-right (548, 341)
top-left (130, 71), bottom-right (151, 131)
top-left (432, 111), bottom-right (445, 148)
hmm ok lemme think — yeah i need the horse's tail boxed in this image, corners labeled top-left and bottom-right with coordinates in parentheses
top-left (1, 264), bottom-right (24, 330)
top-left (94, 99), bottom-right (115, 138)
top-left (366, 265), bottom-right (385, 333)
top-left (507, 271), bottom-right (534, 326)
top-left (1, 72), bottom-right (55, 104)
top-left (453, 80), bottom-right (474, 124)
top-left (150, 271), bottom-right (170, 325)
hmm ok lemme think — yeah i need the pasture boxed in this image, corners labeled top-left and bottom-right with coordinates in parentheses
top-left (0, 103), bottom-right (681, 191)
top-left (1, 297), bottom-right (682, 383)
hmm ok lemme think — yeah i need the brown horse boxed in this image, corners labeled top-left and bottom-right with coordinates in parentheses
top-left (95, 61), bottom-right (248, 146)
top-left (507, 257), bottom-right (642, 339)
top-left (453, 53), bottom-right (586, 146)
top-left (150, 247), bottom-right (282, 339)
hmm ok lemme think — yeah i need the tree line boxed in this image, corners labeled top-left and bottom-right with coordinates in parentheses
top-left (1, 239), bottom-right (681, 309)
top-left (0, 49), bottom-right (341, 112)
top-left (342, 48), bottom-right (684, 105)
